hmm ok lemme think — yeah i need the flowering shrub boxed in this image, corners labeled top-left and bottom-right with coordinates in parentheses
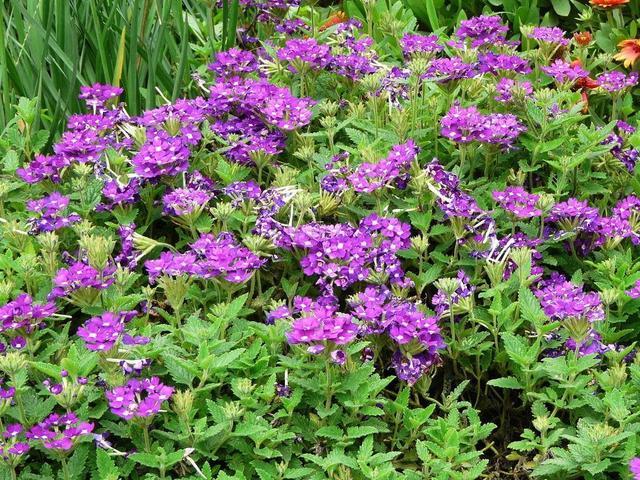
top-left (2, 1), bottom-right (640, 479)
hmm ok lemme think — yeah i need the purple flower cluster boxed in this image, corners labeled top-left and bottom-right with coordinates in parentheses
top-left (548, 198), bottom-right (599, 232)
top-left (132, 129), bottom-right (192, 179)
top-left (277, 38), bottom-right (332, 71)
top-left (106, 377), bottom-right (174, 420)
top-left (208, 48), bottom-right (258, 77)
top-left (528, 26), bottom-right (569, 46)
top-left (424, 159), bottom-right (483, 219)
top-left (27, 412), bottom-right (94, 451)
top-left (541, 59), bottom-right (588, 83)
top-left (286, 299), bottom-right (358, 353)
top-left (425, 57), bottom-right (476, 82)
top-left (603, 121), bottom-right (639, 172)
top-left (77, 311), bottom-right (138, 351)
top-left (162, 187), bottom-right (213, 216)
top-left (49, 261), bottom-right (115, 300)
top-left (78, 83), bottom-right (123, 109)
top-left (631, 458), bottom-right (640, 480)
top-left (534, 274), bottom-right (604, 323)
top-left (477, 52), bottom-right (531, 75)
top-left (453, 15), bottom-right (509, 48)
top-left (26, 192), bottom-right (80, 233)
top-left (145, 232), bottom-right (265, 284)
top-left (597, 70), bottom-right (639, 92)
top-left (347, 140), bottom-right (419, 193)
top-left (492, 186), bottom-right (542, 219)
top-left (282, 214), bottom-right (412, 294)
top-left (440, 103), bottom-right (526, 148)
top-left (495, 77), bottom-right (533, 103)
top-left (0, 294), bottom-right (56, 334)
top-left (431, 271), bottom-right (475, 315)
top-left (0, 424), bottom-right (30, 459)
top-left (351, 286), bottom-right (444, 351)
top-left (400, 34), bottom-right (442, 57)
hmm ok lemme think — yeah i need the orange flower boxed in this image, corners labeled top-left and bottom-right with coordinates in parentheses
top-left (573, 31), bottom-right (592, 46)
top-left (319, 11), bottom-right (348, 32)
top-left (614, 39), bottom-right (640, 68)
top-left (590, 0), bottom-right (629, 7)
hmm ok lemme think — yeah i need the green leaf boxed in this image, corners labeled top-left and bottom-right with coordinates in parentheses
top-left (487, 376), bottom-right (523, 389)
top-left (96, 449), bottom-right (120, 480)
top-left (130, 452), bottom-right (161, 468)
top-left (551, 0), bottom-right (571, 16)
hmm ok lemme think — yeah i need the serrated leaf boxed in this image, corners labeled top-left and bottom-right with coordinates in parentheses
top-left (487, 376), bottom-right (523, 389)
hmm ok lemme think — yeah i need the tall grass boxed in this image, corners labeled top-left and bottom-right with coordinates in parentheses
top-left (1, 0), bottom-right (226, 140)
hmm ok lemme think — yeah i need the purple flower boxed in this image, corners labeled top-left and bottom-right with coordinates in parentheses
top-left (77, 311), bottom-right (137, 351)
top-left (597, 70), bottom-right (639, 92)
top-left (431, 271), bottom-right (476, 315)
top-left (425, 57), bottom-right (476, 82)
top-left (400, 34), bottom-right (442, 56)
top-left (548, 198), bottom-right (599, 232)
top-left (99, 178), bottom-right (141, 211)
top-left (26, 192), bottom-right (80, 233)
top-left (630, 457), bottom-right (640, 480)
top-left (492, 187), bottom-right (541, 219)
top-left (162, 188), bottom-right (212, 216)
top-left (454, 15), bottom-right (509, 48)
top-left (27, 412), bottom-right (94, 451)
top-left (277, 38), bottom-right (332, 71)
top-left (440, 103), bottom-right (526, 148)
top-left (79, 83), bottom-right (123, 109)
top-left (48, 261), bottom-right (115, 300)
top-left (208, 48), bottom-right (257, 77)
top-left (495, 77), bottom-right (533, 103)
top-left (528, 26), bottom-right (569, 46)
top-left (287, 300), bottom-right (358, 349)
top-left (542, 59), bottom-right (588, 83)
top-left (0, 294), bottom-right (56, 334)
top-left (330, 349), bottom-right (347, 365)
top-left (477, 52), bottom-right (531, 75)
top-left (131, 129), bottom-right (191, 179)
top-left (347, 140), bottom-right (419, 193)
top-left (17, 154), bottom-right (69, 184)
top-left (145, 232), bottom-right (265, 284)
top-left (391, 351), bottom-right (440, 385)
top-left (106, 377), bottom-right (174, 420)
top-left (534, 274), bottom-right (604, 323)
top-left (275, 18), bottom-right (309, 35)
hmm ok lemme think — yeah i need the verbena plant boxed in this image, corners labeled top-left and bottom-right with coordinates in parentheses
top-left (0, 1), bottom-right (640, 479)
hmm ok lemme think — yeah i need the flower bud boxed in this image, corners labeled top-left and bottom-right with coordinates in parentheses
top-left (210, 202), bottom-right (235, 223)
top-left (157, 274), bottom-right (190, 315)
top-left (0, 352), bottom-right (27, 377)
top-left (173, 390), bottom-right (194, 417)
top-left (80, 234), bottom-right (116, 271)
top-left (411, 234), bottom-right (430, 254)
top-left (233, 378), bottom-right (255, 398)
top-left (164, 117), bottom-right (182, 136)
top-left (532, 415), bottom-right (550, 433)
top-left (319, 100), bottom-right (339, 117)
top-left (222, 401), bottom-right (244, 421)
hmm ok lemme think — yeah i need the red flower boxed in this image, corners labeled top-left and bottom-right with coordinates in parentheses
top-left (590, 0), bottom-right (629, 7)
top-left (573, 31), bottom-right (592, 46)
top-left (614, 39), bottom-right (640, 68)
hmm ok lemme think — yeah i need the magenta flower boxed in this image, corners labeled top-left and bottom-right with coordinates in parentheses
top-left (27, 412), bottom-right (94, 451)
top-left (106, 377), bottom-right (174, 420)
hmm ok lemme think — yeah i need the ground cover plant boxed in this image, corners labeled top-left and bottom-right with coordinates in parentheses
top-left (4, 0), bottom-right (640, 479)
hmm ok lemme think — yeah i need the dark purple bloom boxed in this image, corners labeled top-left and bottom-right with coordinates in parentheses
top-left (492, 187), bottom-right (541, 219)
top-left (27, 412), bottom-right (94, 451)
top-left (106, 377), bottom-right (173, 420)
top-left (528, 26), bottom-right (569, 46)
